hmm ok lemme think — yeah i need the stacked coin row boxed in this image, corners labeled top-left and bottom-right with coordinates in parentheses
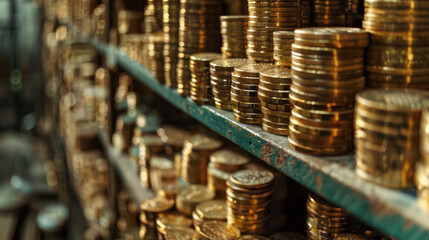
top-left (189, 53), bottom-right (223, 105)
top-left (220, 15), bottom-right (249, 58)
top-left (197, 220), bottom-right (241, 239)
top-left (313, 0), bottom-right (347, 26)
top-left (149, 155), bottom-right (176, 192)
top-left (162, 0), bottom-right (180, 88)
top-left (273, 31), bottom-right (294, 67)
top-left (210, 59), bottom-right (255, 111)
top-left (273, 0), bottom-right (311, 29)
top-left (231, 63), bottom-right (273, 124)
top-left (148, 32), bottom-right (165, 83)
top-left (192, 200), bottom-right (227, 229)
top-left (164, 226), bottom-right (197, 239)
top-left (140, 196), bottom-right (175, 240)
top-left (355, 89), bottom-right (427, 188)
top-left (138, 135), bottom-right (164, 187)
top-left (176, 185), bottom-right (215, 216)
top-left (258, 67), bottom-right (292, 136)
top-left (148, 0), bottom-right (164, 30)
top-left (156, 212), bottom-right (193, 238)
top-left (144, 5), bottom-right (161, 33)
top-left (363, 0), bottom-right (429, 89)
top-left (177, 0), bottom-right (223, 96)
top-left (289, 27), bottom-right (368, 156)
top-left (226, 169), bottom-right (274, 235)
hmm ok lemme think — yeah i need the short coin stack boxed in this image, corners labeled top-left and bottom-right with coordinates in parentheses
top-left (313, 0), bottom-right (347, 26)
top-left (138, 135), bottom-right (164, 187)
top-left (156, 212), bottom-right (193, 238)
top-left (226, 169), bottom-right (274, 235)
top-left (273, 31), bottom-right (294, 67)
top-left (363, 0), bottom-right (429, 89)
top-left (189, 53), bottom-right (223, 105)
top-left (162, 0), bottom-right (180, 88)
top-left (210, 59), bottom-right (255, 111)
top-left (140, 196), bottom-right (175, 240)
top-left (306, 194), bottom-right (358, 240)
top-left (192, 200), bottom-right (227, 229)
top-left (231, 63), bottom-right (273, 124)
top-left (417, 104), bottom-right (429, 215)
top-left (289, 27), bottom-right (368, 156)
top-left (258, 67), bottom-right (292, 136)
top-left (165, 227), bottom-right (197, 240)
top-left (220, 15), bottom-right (249, 58)
top-left (176, 185), bottom-right (215, 216)
top-left (147, 32), bottom-right (165, 83)
top-left (197, 220), bottom-right (241, 240)
top-left (355, 89), bottom-right (427, 188)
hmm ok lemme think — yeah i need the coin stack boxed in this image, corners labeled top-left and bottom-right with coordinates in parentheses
top-left (181, 134), bottom-right (223, 185)
top-left (257, 66), bottom-right (292, 136)
top-left (192, 200), bottom-right (227, 229)
top-left (149, 155), bottom-right (177, 192)
top-left (417, 103), bottom-right (429, 215)
top-left (226, 169), bottom-right (274, 235)
top-left (176, 185), bottom-right (215, 216)
top-left (210, 58), bottom-right (255, 111)
top-left (273, 31), bottom-right (294, 67)
top-left (313, 0), bottom-right (347, 26)
top-left (156, 212), bottom-right (193, 238)
top-left (163, 0), bottom-right (180, 88)
top-left (306, 194), bottom-right (358, 240)
top-left (220, 15), bottom-right (249, 58)
top-left (273, 0), bottom-right (311, 29)
top-left (363, 0), bottom-right (429, 89)
top-left (207, 149), bottom-right (250, 198)
top-left (196, 220), bottom-right (241, 240)
top-left (289, 27), bottom-right (368, 156)
top-left (159, 182), bottom-right (183, 200)
top-left (138, 135), bottom-right (165, 187)
top-left (165, 226), bottom-right (198, 239)
top-left (176, 0), bottom-right (223, 96)
top-left (140, 196), bottom-right (175, 240)
top-left (145, 5), bottom-right (160, 33)
top-left (189, 52), bottom-right (223, 105)
top-left (148, 0), bottom-right (164, 30)
top-left (231, 63), bottom-right (273, 124)
top-left (148, 32), bottom-right (165, 83)
top-left (355, 89), bottom-right (427, 188)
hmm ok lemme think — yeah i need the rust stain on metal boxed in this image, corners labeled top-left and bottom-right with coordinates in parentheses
top-left (260, 143), bottom-right (274, 164)
top-left (368, 197), bottom-right (392, 217)
top-left (227, 130), bottom-right (232, 137)
top-left (275, 150), bottom-right (287, 168)
top-left (229, 121), bottom-right (242, 131)
top-left (316, 175), bottom-right (323, 190)
top-left (403, 219), bottom-right (412, 230)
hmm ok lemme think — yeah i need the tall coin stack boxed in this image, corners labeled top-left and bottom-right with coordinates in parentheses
top-left (258, 67), bottom-right (292, 136)
top-left (220, 16), bottom-right (249, 58)
top-left (363, 0), bottom-right (429, 89)
top-left (273, 0), bottom-right (311, 29)
top-left (162, 0), bottom-right (180, 88)
top-left (289, 28), bottom-right (368, 156)
top-left (176, 185), bottom-right (215, 216)
top-left (355, 89), bottom-right (427, 188)
top-left (417, 103), bottom-right (429, 215)
top-left (140, 196), bottom-right (175, 240)
top-left (231, 63), bottom-right (273, 124)
top-left (210, 59), bottom-right (255, 111)
top-left (306, 194), bottom-right (358, 240)
top-left (189, 53), bottom-right (223, 105)
top-left (192, 200), bottom-right (227, 229)
top-left (226, 169), bottom-right (274, 235)
top-left (273, 31), bottom-right (294, 67)
top-left (148, 32), bottom-right (165, 83)
top-left (177, 0), bottom-right (223, 96)
top-left (313, 0), bottom-right (348, 26)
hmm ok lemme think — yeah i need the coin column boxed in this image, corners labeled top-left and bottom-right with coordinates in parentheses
top-left (140, 196), bottom-right (175, 240)
top-left (192, 200), bottom-right (227, 229)
top-left (417, 106), bottom-right (429, 215)
top-left (273, 0), bottom-right (311, 30)
top-left (148, 32), bottom-right (166, 83)
top-left (289, 28), bottom-right (368, 156)
top-left (273, 31), bottom-right (294, 67)
top-left (210, 59), bottom-right (256, 111)
top-left (138, 136), bottom-right (165, 187)
top-left (313, 0), bottom-right (348, 26)
top-left (220, 16), bottom-right (249, 59)
top-left (196, 221), bottom-right (241, 239)
top-left (162, 0), bottom-right (180, 88)
top-left (176, 185), bottom-right (216, 216)
top-left (355, 89), bottom-right (427, 188)
top-left (189, 53), bottom-right (223, 105)
top-left (177, 0), bottom-right (223, 96)
top-left (363, 0), bottom-right (429, 89)
top-left (156, 213), bottom-right (193, 238)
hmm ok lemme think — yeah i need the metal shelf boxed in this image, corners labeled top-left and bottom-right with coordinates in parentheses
top-left (89, 38), bottom-right (429, 240)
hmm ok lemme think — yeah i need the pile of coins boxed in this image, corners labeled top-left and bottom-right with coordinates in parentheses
top-left (148, 32), bottom-right (165, 83)
top-left (176, 0), bottom-right (222, 96)
top-left (140, 196), bottom-right (175, 240)
top-left (306, 194), bottom-right (358, 240)
top-left (363, 0), bottom-right (429, 89)
top-left (273, 31), bottom-right (294, 67)
top-left (181, 134), bottom-right (223, 184)
top-left (156, 212), bottom-right (193, 238)
top-left (165, 226), bottom-right (197, 239)
top-left (162, 0), bottom-right (180, 88)
top-left (220, 15), bottom-right (249, 58)
top-left (192, 200), bottom-right (227, 229)
top-left (189, 52), bottom-right (223, 105)
top-left (258, 67), bottom-right (292, 136)
top-left (355, 89), bottom-right (427, 188)
top-left (196, 220), bottom-right (241, 239)
top-left (226, 169), bottom-right (274, 235)
top-left (231, 63), bottom-right (273, 124)
top-left (417, 103), bottom-right (429, 214)
top-left (313, 0), bottom-right (347, 26)
top-left (210, 58), bottom-right (255, 110)
top-left (176, 185), bottom-right (215, 216)
top-left (289, 27), bottom-right (368, 156)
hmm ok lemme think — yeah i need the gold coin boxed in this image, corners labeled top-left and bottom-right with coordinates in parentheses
top-left (198, 220), bottom-right (241, 240)
top-left (195, 200), bottom-right (227, 220)
top-left (165, 226), bottom-right (197, 240)
top-left (233, 115), bottom-right (262, 124)
top-left (229, 169), bottom-right (274, 189)
top-left (141, 196), bottom-right (175, 213)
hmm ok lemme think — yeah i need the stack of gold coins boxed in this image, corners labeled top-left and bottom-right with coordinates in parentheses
top-left (196, 220), bottom-right (241, 239)
top-left (273, 31), bottom-right (294, 67)
top-left (118, 10), bottom-right (144, 35)
top-left (149, 155), bottom-right (177, 191)
top-left (306, 194), bottom-right (358, 240)
top-left (273, 0), bottom-right (311, 29)
top-left (163, 0), bottom-right (180, 88)
top-left (355, 89), bottom-right (427, 188)
top-left (313, 0), bottom-right (347, 26)
top-left (156, 212), bottom-right (193, 238)
top-left (258, 66), bottom-right (292, 136)
top-left (159, 182), bottom-right (183, 200)
top-left (165, 226), bottom-right (198, 240)
top-left (220, 15), bottom-right (249, 58)
top-left (289, 27), bottom-right (368, 156)
top-left (190, 53), bottom-right (223, 105)
top-left (210, 58), bottom-right (255, 111)
top-left (192, 200), bottom-right (227, 229)
top-left (417, 103), bottom-right (429, 215)
top-left (231, 63), bottom-right (273, 124)
top-left (145, 5), bottom-right (160, 33)
top-left (148, 32), bottom-right (165, 83)
top-left (176, 185), bottom-right (215, 216)
top-left (363, 0), bottom-right (429, 89)
top-left (226, 169), bottom-right (274, 235)
top-left (269, 232), bottom-right (307, 240)
top-left (176, 0), bottom-right (223, 96)
top-left (181, 134), bottom-right (223, 185)
top-left (207, 149), bottom-right (250, 198)
top-left (148, 0), bottom-right (164, 30)
top-left (140, 196), bottom-right (175, 240)
top-left (138, 135), bottom-right (165, 187)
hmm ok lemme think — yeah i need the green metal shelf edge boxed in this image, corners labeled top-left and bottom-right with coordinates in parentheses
top-left (89, 38), bottom-right (429, 240)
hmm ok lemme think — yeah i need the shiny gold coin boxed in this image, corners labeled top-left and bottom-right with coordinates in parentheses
top-left (198, 220), bottom-right (241, 240)
top-left (195, 200), bottom-right (227, 220)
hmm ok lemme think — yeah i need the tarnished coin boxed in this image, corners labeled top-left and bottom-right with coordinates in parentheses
top-left (230, 169), bottom-right (274, 189)
top-left (198, 220), bottom-right (241, 240)
top-left (210, 149), bottom-right (250, 171)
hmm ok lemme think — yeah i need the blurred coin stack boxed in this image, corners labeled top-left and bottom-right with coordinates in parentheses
top-left (210, 59), bottom-right (255, 111)
top-left (258, 67), bottom-right (292, 136)
top-left (177, 0), bottom-right (223, 96)
top-left (149, 0), bottom-right (164, 29)
top-left (190, 53), bottom-right (223, 105)
top-left (313, 0), bottom-right (347, 26)
top-left (417, 102), bottom-right (429, 215)
top-left (355, 89), bottom-right (427, 188)
top-left (363, 0), bottom-right (429, 89)
top-left (149, 155), bottom-right (177, 192)
top-left (220, 15), bottom-right (249, 58)
top-left (165, 226), bottom-right (198, 239)
top-left (192, 200), bottom-right (227, 229)
top-left (138, 135), bottom-right (164, 187)
top-left (181, 134), bottom-right (223, 184)
top-left (273, 31), bottom-right (294, 67)
top-left (113, 93), bottom-right (139, 153)
top-left (231, 63), bottom-right (273, 124)
top-left (306, 194), bottom-right (358, 240)
top-left (156, 212), bottom-right (193, 238)
top-left (145, 5), bottom-right (161, 33)
top-left (273, 0), bottom-right (311, 29)
top-left (148, 32), bottom-right (165, 83)
top-left (226, 169), bottom-right (274, 235)
top-left (196, 220), bottom-right (241, 239)
top-left (140, 196), bottom-right (175, 240)
top-left (162, 0), bottom-right (180, 88)
top-left (208, 149), bottom-right (250, 198)
top-left (289, 28), bottom-right (368, 156)
top-left (118, 10), bottom-right (144, 35)
top-left (176, 185), bottom-right (215, 216)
